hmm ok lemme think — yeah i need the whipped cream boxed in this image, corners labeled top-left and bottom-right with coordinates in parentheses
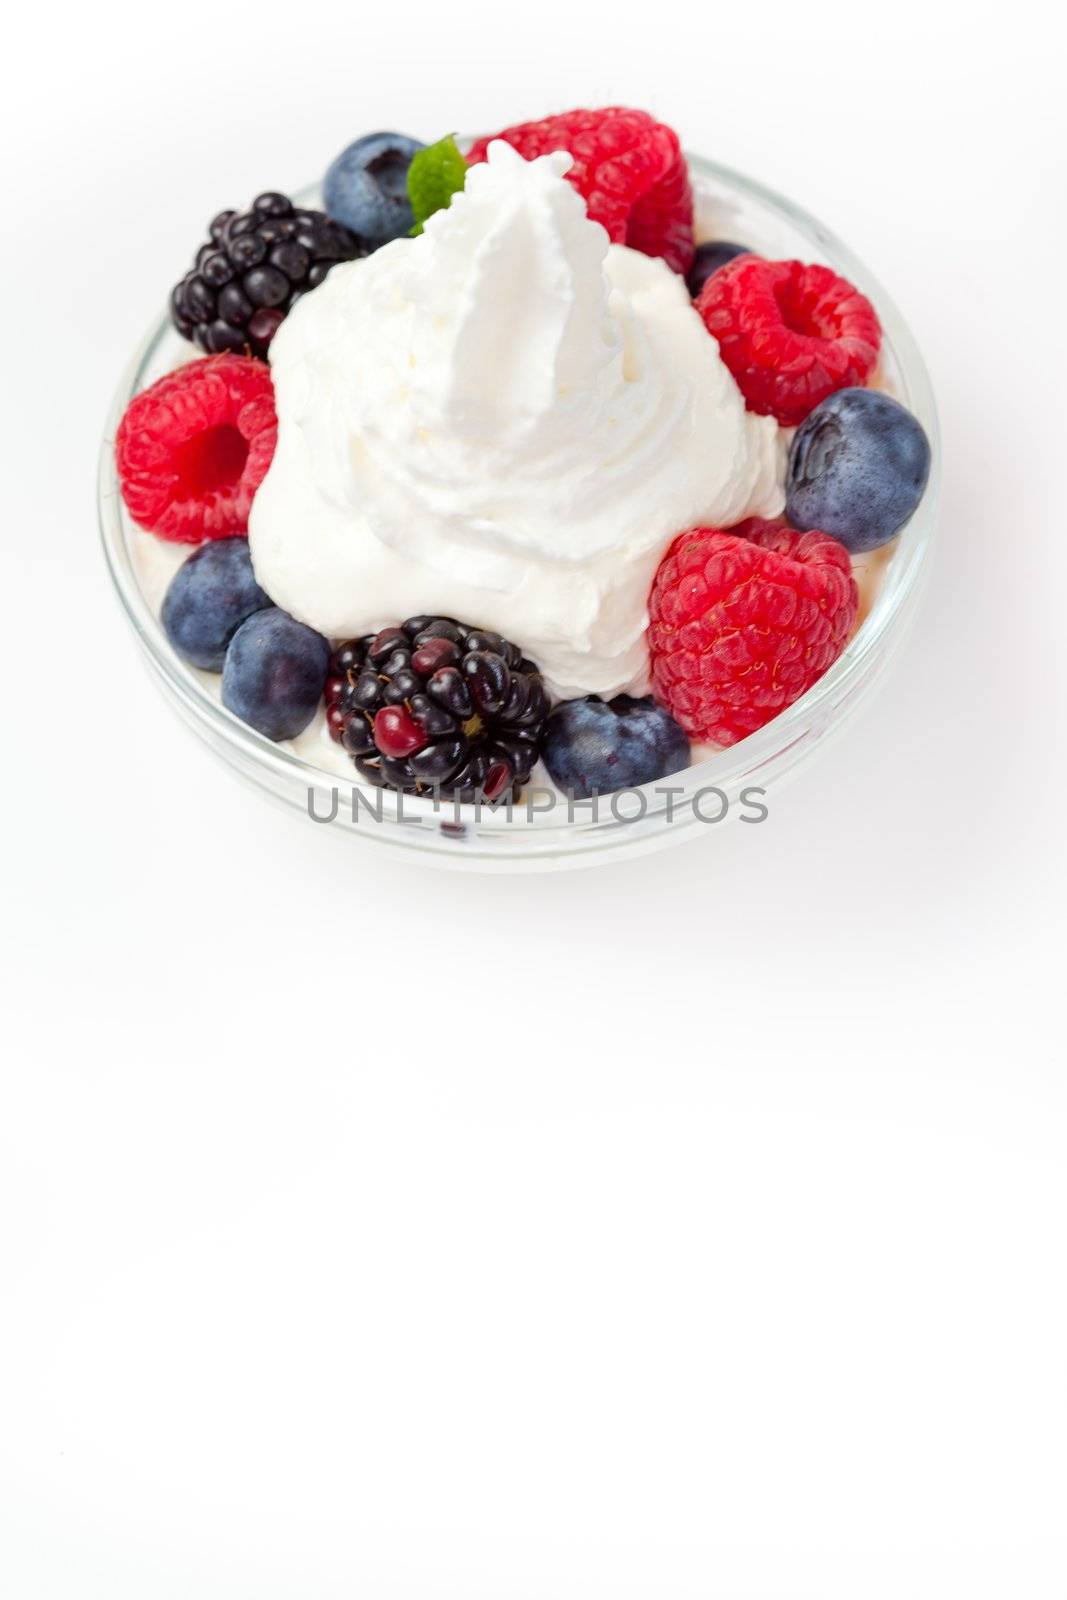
top-left (249, 141), bottom-right (783, 696)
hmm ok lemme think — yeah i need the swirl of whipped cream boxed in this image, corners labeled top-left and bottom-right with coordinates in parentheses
top-left (249, 141), bottom-right (783, 696)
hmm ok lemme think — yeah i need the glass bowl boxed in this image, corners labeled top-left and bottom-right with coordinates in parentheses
top-left (98, 153), bottom-right (939, 872)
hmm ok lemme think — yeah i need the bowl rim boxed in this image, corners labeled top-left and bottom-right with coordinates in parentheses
top-left (98, 150), bottom-right (940, 860)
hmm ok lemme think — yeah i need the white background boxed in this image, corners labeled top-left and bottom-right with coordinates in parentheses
top-left (2, 1), bottom-right (1065, 1594)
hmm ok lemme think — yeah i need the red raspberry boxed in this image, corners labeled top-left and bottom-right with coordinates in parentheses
top-left (115, 355), bottom-right (277, 542)
top-left (467, 107), bottom-right (694, 276)
top-left (696, 256), bottom-right (881, 426)
top-left (648, 519), bottom-right (858, 746)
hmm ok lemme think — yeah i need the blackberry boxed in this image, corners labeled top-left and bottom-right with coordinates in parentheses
top-left (170, 192), bottom-right (366, 360)
top-left (325, 617), bottom-right (550, 801)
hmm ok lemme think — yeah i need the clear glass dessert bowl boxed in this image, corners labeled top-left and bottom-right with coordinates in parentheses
top-left (99, 153), bottom-right (939, 871)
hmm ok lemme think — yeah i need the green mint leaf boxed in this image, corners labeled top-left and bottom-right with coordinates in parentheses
top-left (408, 135), bottom-right (467, 234)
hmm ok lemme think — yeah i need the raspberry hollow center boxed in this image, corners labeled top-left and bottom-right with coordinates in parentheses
top-left (173, 424), bottom-right (249, 498)
top-left (772, 271), bottom-right (843, 343)
top-left (773, 281), bottom-right (819, 339)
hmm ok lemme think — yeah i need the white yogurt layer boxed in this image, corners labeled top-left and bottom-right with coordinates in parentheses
top-left (248, 141), bottom-right (783, 697)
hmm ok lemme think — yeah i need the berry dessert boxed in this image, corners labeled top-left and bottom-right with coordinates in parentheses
top-left (110, 106), bottom-right (933, 821)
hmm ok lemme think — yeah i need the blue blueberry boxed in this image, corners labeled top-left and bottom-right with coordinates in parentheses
top-left (786, 388), bottom-right (931, 553)
top-left (222, 608), bottom-right (330, 742)
top-left (161, 537), bottom-right (272, 671)
top-left (686, 241), bottom-right (753, 299)
top-left (323, 132), bottom-right (426, 249)
top-left (543, 696), bottom-right (690, 799)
